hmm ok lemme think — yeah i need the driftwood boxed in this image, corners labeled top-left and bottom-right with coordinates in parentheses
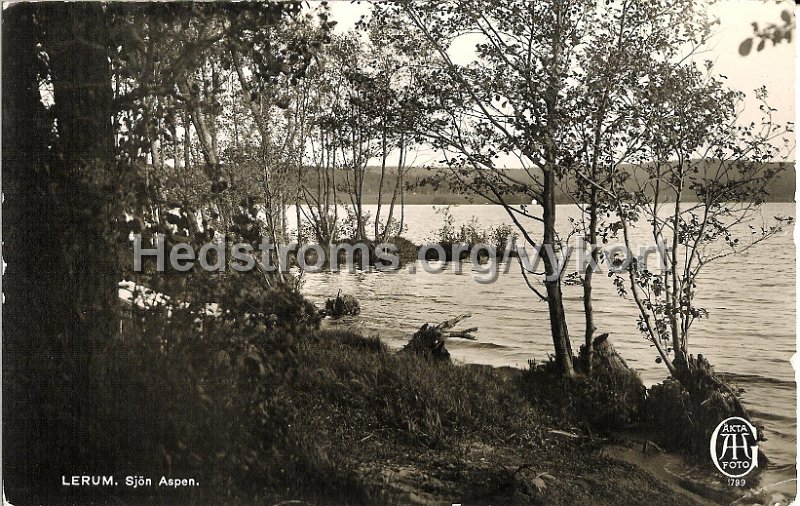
top-left (402, 313), bottom-right (477, 360)
top-left (444, 327), bottom-right (478, 340)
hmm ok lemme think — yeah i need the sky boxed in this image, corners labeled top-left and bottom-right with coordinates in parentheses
top-left (704, 0), bottom-right (794, 127)
top-left (317, 0), bottom-right (796, 167)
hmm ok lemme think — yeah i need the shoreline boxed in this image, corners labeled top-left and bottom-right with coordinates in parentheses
top-left (311, 322), bottom-right (711, 504)
top-left (321, 319), bottom-right (791, 505)
top-left (310, 343), bottom-right (712, 505)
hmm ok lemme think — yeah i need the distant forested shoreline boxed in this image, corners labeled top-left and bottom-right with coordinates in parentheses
top-left (317, 161), bottom-right (796, 205)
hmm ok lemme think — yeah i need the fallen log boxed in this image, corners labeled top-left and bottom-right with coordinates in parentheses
top-left (444, 327), bottom-right (478, 340)
top-left (402, 313), bottom-right (477, 360)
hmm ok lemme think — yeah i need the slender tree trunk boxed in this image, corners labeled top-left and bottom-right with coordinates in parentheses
top-left (383, 138), bottom-right (406, 241)
top-left (541, 1), bottom-right (574, 377)
top-left (181, 109), bottom-right (201, 237)
top-left (542, 167), bottom-right (575, 377)
top-left (581, 120), bottom-right (604, 375)
top-left (178, 77), bottom-right (218, 167)
top-left (399, 166), bottom-right (406, 235)
top-left (670, 172), bottom-right (687, 369)
top-left (581, 186), bottom-right (599, 375)
top-left (375, 127), bottom-right (388, 240)
top-left (183, 110), bottom-right (192, 171)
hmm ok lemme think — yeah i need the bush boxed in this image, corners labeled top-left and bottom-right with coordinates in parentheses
top-left (646, 378), bottom-right (706, 452)
top-left (520, 359), bottom-right (646, 433)
top-left (332, 237), bottom-right (418, 268)
top-left (387, 235), bottom-right (418, 265)
top-left (489, 223), bottom-right (517, 253)
top-left (217, 276), bottom-right (322, 331)
top-left (3, 278), bottom-right (326, 505)
top-left (324, 291), bottom-right (361, 318)
top-left (645, 369), bottom-right (761, 461)
top-left (430, 206), bottom-right (514, 260)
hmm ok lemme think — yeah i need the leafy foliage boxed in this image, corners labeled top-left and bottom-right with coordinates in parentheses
top-left (521, 358), bottom-right (646, 433)
top-left (740, 9), bottom-right (794, 56)
top-left (324, 291), bottom-right (362, 318)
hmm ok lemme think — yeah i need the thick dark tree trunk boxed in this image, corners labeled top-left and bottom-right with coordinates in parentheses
top-left (2, 4), bottom-right (51, 346)
top-left (2, 7), bottom-right (55, 495)
top-left (3, 3), bottom-right (119, 501)
top-left (43, 2), bottom-right (119, 344)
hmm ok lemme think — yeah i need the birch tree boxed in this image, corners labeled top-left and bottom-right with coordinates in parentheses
top-left (379, 0), bottom-right (713, 376)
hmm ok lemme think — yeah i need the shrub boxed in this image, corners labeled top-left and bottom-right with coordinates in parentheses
top-left (520, 359), bottom-right (646, 433)
top-left (386, 235), bottom-right (418, 265)
top-left (430, 206), bottom-right (513, 260)
top-left (217, 275), bottom-right (322, 331)
top-left (3, 277), bottom-right (325, 505)
top-left (645, 371), bottom-right (760, 461)
top-left (324, 292), bottom-right (361, 318)
top-left (646, 378), bottom-right (703, 452)
top-left (489, 223), bottom-right (517, 253)
top-left (331, 237), bottom-right (418, 268)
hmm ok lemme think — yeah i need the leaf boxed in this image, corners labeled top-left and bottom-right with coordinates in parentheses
top-left (757, 39), bottom-right (766, 52)
top-left (781, 10), bottom-right (792, 24)
top-left (739, 38), bottom-right (753, 56)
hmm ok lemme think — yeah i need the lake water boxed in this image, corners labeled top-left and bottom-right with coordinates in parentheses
top-left (294, 203), bottom-right (796, 498)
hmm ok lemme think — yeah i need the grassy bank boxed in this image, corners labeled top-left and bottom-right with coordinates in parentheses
top-left (281, 331), bottom-right (703, 505)
top-left (5, 297), bottom-right (705, 506)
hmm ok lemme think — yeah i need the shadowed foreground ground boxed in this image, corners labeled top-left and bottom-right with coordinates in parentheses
top-left (4, 327), bottom-right (713, 505)
top-left (237, 330), bottom-right (709, 505)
